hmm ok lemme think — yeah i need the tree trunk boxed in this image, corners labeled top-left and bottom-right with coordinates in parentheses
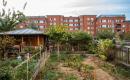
top-left (57, 43), bottom-right (60, 58)
top-left (71, 46), bottom-right (75, 52)
top-left (3, 48), bottom-right (8, 60)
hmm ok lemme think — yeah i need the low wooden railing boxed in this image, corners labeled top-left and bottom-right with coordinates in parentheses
top-left (115, 45), bottom-right (130, 67)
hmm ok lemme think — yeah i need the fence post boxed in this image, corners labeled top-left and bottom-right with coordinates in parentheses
top-left (128, 48), bottom-right (130, 64)
top-left (27, 53), bottom-right (30, 80)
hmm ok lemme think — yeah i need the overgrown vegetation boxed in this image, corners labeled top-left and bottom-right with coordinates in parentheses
top-left (0, 36), bottom-right (16, 59)
top-left (0, 0), bottom-right (26, 32)
top-left (96, 29), bottom-right (114, 40)
top-left (42, 53), bottom-right (94, 80)
top-left (97, 39), bottom-right (114, 61)
top-left (99, 62), bottom-right (130, 80)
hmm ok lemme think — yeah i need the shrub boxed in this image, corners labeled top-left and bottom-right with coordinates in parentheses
top-left (97, 39), bottom-right (114, 61)
top-left (0, 62), bottom-right (12, 80)
top-left (97, 30), bottom-right (114, 40)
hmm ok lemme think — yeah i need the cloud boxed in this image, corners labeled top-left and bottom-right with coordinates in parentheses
top-left (0, 0), bottom-right (129, 19)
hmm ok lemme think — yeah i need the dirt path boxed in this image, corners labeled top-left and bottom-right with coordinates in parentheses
top-left (58, 63), bottom-right (84, 80)
top-left (82, 56), bottom-right (116, 80)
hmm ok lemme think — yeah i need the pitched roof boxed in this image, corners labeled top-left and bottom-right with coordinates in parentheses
top-left (0, 29), bottom-right (45, 35)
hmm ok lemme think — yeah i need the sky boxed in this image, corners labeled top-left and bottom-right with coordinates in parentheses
top-left (0, 0), bottom-right (130, 19)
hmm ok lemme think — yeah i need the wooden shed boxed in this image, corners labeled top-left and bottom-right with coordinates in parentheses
top-left (0, 29), bottom-right (48, 51)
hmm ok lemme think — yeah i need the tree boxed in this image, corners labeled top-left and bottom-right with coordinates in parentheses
top-left (0, 0), bottom-right (27, 32)
top-left (46, 25), bottom-right (69, 57)
top-left (0, 35), bottom-right (15, 59)
top-left (0, 0), bottom-right (27, 59)
top-left (96, 29), bottom-right (114, 40)
top-left (27, 22), bottom-right (38, 30)
top-left (68, 31), bottom-right (92, 51)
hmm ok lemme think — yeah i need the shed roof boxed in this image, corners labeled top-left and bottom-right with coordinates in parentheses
top-left (0, 29), bottom-right (45, 35)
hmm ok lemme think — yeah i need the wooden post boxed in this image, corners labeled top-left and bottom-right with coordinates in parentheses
top-left (21, 36), bottom-right (24, 52)
top-left (27, 53), bottom-right (29, 80)
top-left (37, 35), bottom-right (40, 46)
top-left (128, 48), bottom-right (130, 64)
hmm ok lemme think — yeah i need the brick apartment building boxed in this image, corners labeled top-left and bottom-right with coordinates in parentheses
top-left (17, 15), bottom-right (130, 36)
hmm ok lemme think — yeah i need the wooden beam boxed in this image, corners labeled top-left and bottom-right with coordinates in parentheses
top-left (37, 35), bottom-right (40, 46)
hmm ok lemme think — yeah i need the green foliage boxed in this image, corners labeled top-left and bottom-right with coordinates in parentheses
top-left (79, 64), bottom-right (94, 73)
top-left (101, 62), bottom-right (130, 79)
top-left (24, 47), bottom-right (40, 54)
top-left (43, 70), bottom-right (63, 80)
top-left (69, 31), bottom-right (92, 45)
top-left (65, 74), bottom-right (78, 80)
top-left (87, 42), bottom-right (97, 54)
top-left (0, 36), bottom-right (15, 59)
top-left (63, 54), bottom-right (84, 69)
top-left (97, 39), bottom-right (114, 60)
top-left (68, 31), bottom-right (92, 51)
top-left (123, 31), bottom-right (130, 40)
top-left (27, 22), bottom-right (38, 30)
top-left (0, 59), bottom-right (22, 80)
top-left (0, 66), bottom-right (12, 80)
top-left (0, 0), bottom-right (26, 32)
top-left (46, 25), bottom-right (69, 56)
top-left (97, 30), bottom-right (114, 39)
top-left (46, 25), bottom-right (69, 43)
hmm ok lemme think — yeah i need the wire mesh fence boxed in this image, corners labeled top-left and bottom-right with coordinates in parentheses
top-left (12, 48), bottom-right (50, 80)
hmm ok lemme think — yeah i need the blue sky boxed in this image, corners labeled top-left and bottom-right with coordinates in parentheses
top-left (0, 0), bottom-right (130, 19)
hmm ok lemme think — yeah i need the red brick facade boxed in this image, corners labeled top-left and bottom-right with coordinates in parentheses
top-left (17, 15), bottom-right (130, 35)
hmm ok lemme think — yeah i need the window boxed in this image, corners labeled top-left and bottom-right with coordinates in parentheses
top-left (64, 19), bottom-right (68, 22)
top-left (122, 30), bottom-right (125, 32)
top-left (101, 25), bottom-right (107, 28)
top-left (80, 23), bottom-right (83, 26)
top-left (53, 22), bottom-right (56, 25)
top-left (74, 24), bottom-right (79, 26)
top-left (50, 18), bottom-right (53, 20)
top-left (39, 20), bottom-right (44, 23)
top-left (116, 20), bottom-right (120, 23)
top-left (87, 27), bottom-right (90, 30)
top-left (70, 28), bottom-right (73, 30)
top-left (69, 19), bottom-right (73, 22)
top-left (91, 18), bottom-right (94, 21)
top-left (54, 18), bottom-right (56, 21)
top-left (39, 26), bottom-right (44, 29)
top-left (122, 25), bottom-right (125, 28)
top-left (74, 19), bottom-right (79, 22)
top-left (50, 23), bottom-right (53, 25)
top-left (75, 28), bottom-right (79, 30)
top-left (87, 18), bottom-right (90, 21)
top-left (34, 20), bottom-right (38, 23)
top-left (102, 20), bottom-right (106, 23)
top-left (20, 26), bottom-right (23, 28)
top-left (69, 24), bottom-right (73, 26)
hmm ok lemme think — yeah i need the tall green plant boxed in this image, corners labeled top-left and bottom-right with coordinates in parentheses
top-left (97, 29), bottom-right (114, 40)
top-left (0, 0), bottom-right (27, 32)
top-left (46, 25), bottom-right (69, 57)
top-left (97, 39), bottom-right (114, 60)
top-left (0, 36), bottom-right (15, 59)
top-left (68, 31), bottom-right (92, 51)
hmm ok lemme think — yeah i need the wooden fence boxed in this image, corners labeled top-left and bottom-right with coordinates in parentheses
top-left (115, 45), bottom-right (130, 67)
